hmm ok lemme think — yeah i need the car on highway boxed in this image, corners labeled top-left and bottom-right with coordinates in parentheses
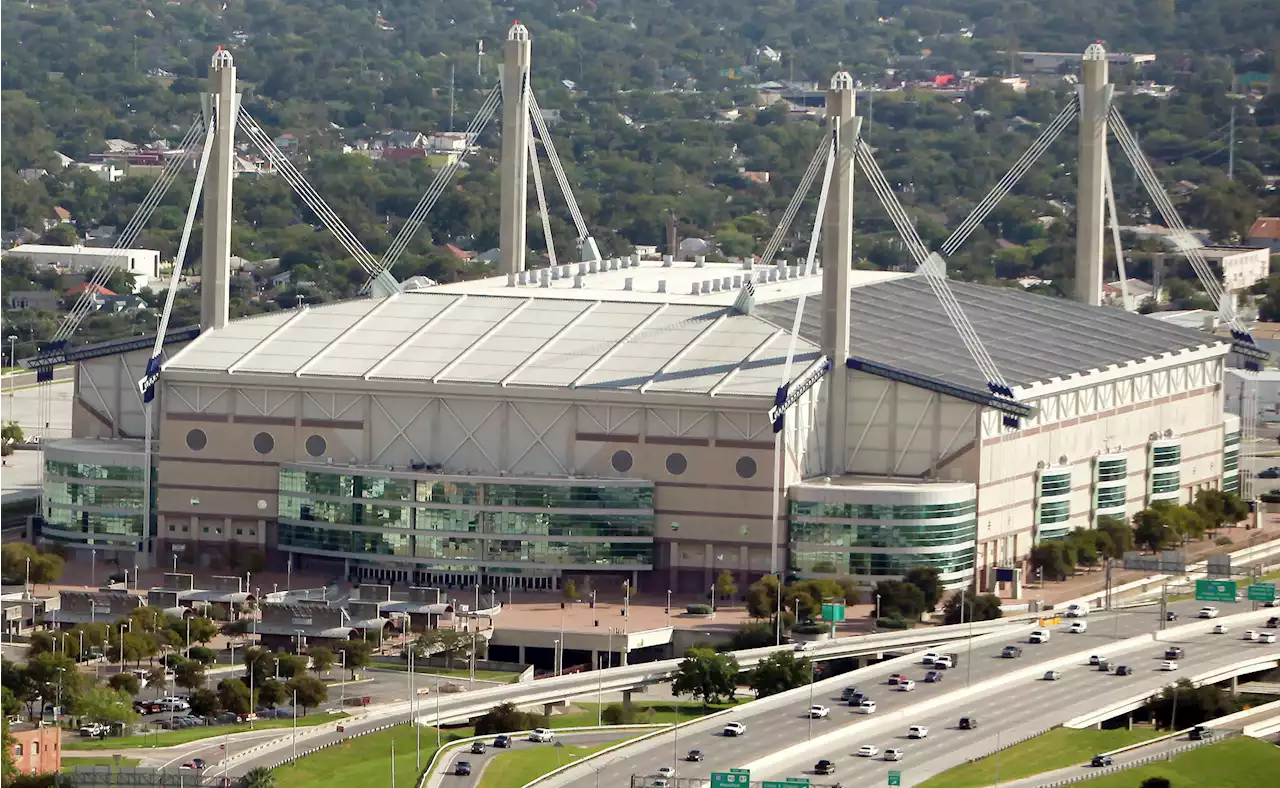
top-left (1198, 606), bottom-right (1219, 619)
top-left (884, 748), bottom-right (904, 761)
top-left (925, 670), bottom-right (944, 683)
top-left (933, 655), bottom-right (954, 669)
top-left (814, 759), bottom-right (836, 775)
top-left (493, 734), bottom-right (512, 748)
top-left (1043, 670), bottom-right (1062, 681)
top-left (898, 680), bottom-right (916, 692)
top-left (1165, 646), bottom-right (1185, 659)
top-left (1213, 624), bottom-right (1229, 635)
top-left (1002, 645), bottom-right (1023, 658)
top-left (1267, 617), bottom-right (1279, 628)
top-left (1089, 654), bottom-right (1103, 665)
top-left (841, 686), bottom-right (860, 701)
top-left (1068, 621), bottom-right (1088, 634)
top-left (529, 728), bottom-right (555, 742)
top-left (1161, 660), bottom-right (1180, 671)
top-left (1029, 629), bottom-right (1051, 644)
top-left (959, 716), bottom-right (978, 729)
top-left (1261, 632), bottom-right (1277, 644)
top-left (1116, 665), bottom-right (1132, 676)
top-left (856, 700), bottom-right (878, 714)
top-left (1091, 755), bottom-right (1113, 767)
top-left (657, 766), bottom-right (676, 779)
top-left (1098, 659), bottom-right (1113, 673)
top-left (921, 652), bottom-right (941, 664)
top-left (1190, 726), bottom-right (1214, 741)
top-left (795, 641), bottom-right (816, 652)
top-left (846, 691), bottom-right (867, 705)
top-left (1066, 603), bottom-right (1089, 618)
top-left (723, 722), bottom-right (746, 737)
top-left (455, 761), bottom-right (472, 776)
top-left (470, 741), bottom-right (486, 754)
top-left (908, 725), bottom-right (928, 739)
top-left (809, 705), bottom-right (830, 718)
top-left (857, 745), bottom-right (879, 757)
top-left (1244, 630), bottom-right (1260, 641)
top-left (686, 750), bottom-right (704, 762)
top-left (179, 760), bottom-right (205, 771)
top-left (887, 673), bottom-right (910, 685)
top-left (1166, 611), bottom-right (1178, 622)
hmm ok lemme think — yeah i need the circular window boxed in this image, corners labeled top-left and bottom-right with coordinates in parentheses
top-left (252, 432), bottom-right (275, 455)
top-left (611, 449), bottom-right (633, 473)
top-left (665, 452), bottom-right (688, 476)
top-left (185, 429), bottom-right (207, 451)
top-left (306, 434), bottom-right (327, 458)
top-left (735, 456), bottom-right (758, 479)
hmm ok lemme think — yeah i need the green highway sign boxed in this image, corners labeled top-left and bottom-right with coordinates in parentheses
top-left (821, 601), bottom-right (846, 623)
top-left (786, 780), bottom-right (810, 785)
top-left (1195, 579), bottom-right (1236, 603)
top-left (712, 771), bottom-right (750, 787)
top-left (888, 770), bottom-right (903, 786)
top-left (763, 780), bottom-right (809, 788)
top-left (1247, 583), bottom-right (1277, 602)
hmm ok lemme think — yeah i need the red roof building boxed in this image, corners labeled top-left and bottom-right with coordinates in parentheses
top-left (443, 244), bottom-right (475, 261)
top-left (66, 282), bottom-right (117, 296)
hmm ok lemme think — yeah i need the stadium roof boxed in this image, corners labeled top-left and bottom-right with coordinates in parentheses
top-left (165, 291), bottom-right (819, 400)
top-left (756, 276), bottom-right (1228, 394)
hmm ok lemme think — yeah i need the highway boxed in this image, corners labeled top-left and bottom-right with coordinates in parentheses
top-left (546, 599), bottom-right (1280, 788)
top-left (432, 731), bottom-right (632, 788)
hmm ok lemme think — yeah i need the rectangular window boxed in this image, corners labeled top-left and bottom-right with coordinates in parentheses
top-left (1096, 459), bottom-right (1127, 482)
top-left (1095, 487), bottom-right (1126, 508)
top-left (1039, 475), bottom-right (1071, 497)
top-left (1151, 471), bottom-right (1180, 494)
top-left (1151, 445), bottom-right (1181, 468)
top-left (1038, 500), bottom-right (1070, 524)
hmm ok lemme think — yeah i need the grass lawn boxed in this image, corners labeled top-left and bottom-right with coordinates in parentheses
top-left (916, 727), bottom-right (1165, 788)
top-left (271, 724), bottom-right (474, 788)
top-left (370, 665), bottom-right (524, 684)
top-left (477, 740), bottom-right (621, 788)
top-left (1080, 736), bottom-right (1280, 788)
top-left (63, 756), bottom-right (142, 768)
top-left (553, 700), bottom-right (738, 728)
top-left (63, 713), bottom-right (349, 750)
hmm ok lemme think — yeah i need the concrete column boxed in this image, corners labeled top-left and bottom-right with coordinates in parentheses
top-left (620, 648), bottom-right (629, 667)
top-left (622, 689), bottom-right (633, 706)
top-left (703, 543), bottom-right (714, 590)
top-left (1074, 43), bottom-right (1111, 306)
top-left (821, 72), bottom-right (860, 474)
top-left (499, 23), bottom-right (532, 275)
top-left (517, 645), bottom-right (526, 664)
top-left (201, 48), bottom-right (238, 331)
top-left (590, 650), bottom-right (599, 670)
top-left (1230, 675), bottom-right (1238, 694)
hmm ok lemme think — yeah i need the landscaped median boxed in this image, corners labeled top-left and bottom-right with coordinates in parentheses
top-left (1074, 736), bottom-right (1280, 788)
top-left (478, 739), bottom-right (626, 788)
top-left (62, 711), bottom-right (351, 750)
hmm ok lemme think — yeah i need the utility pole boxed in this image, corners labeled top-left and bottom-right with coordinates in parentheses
top-left (1228, 104), bottom-right (1236, 181)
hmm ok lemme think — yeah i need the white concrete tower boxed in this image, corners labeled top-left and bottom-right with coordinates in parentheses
top-left (821, 71), bottom-right (860, 474)
top-left (1074, 42), bottom-right (1111, 306)
top-left (499, 22), bottom-right (533, 276)
top-left (200, 48), bottom-right (238, 330)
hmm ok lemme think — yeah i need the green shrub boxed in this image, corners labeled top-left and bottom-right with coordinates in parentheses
top-left (875, 615), bottom-right (915, 630)
top-left (601, 703), bottom-right (638, 725)
top-left (1215, 535), bottom-right (1234, 546)
top-left (685, 604), bottom-right (712, 615)
top-left (790, 623), bottom-right (826, 635)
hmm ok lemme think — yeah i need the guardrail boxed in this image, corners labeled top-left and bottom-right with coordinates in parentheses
top-left (1242, 716), bottom-right (1280, 737)
top-left (1033, 732), bottom-right (1240, 787)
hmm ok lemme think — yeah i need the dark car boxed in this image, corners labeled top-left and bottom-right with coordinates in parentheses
top-left (1098, 659), bottom-right (1112, 672)
top-left (1258, 466), bottom-right (1280, 479)
top-left (1190, 726), bottom-right (1213, 741)
top-left (1091, 755), bottom-right (1113, 767)
top-left (1001, 645), bottom-right (1022, 658)
top-left (814, 760), bottom-right (836, 775)
top-left (887, 673), bottom-right (909, 685)
top-left (1165, 647), bottom-right (1185, 660)
top-left (959, 717), bottom-right (978, 730)
top-left (494, 735), bottom-right (512, 748)
top-left (1116, 665), bottom-right (1132, 676)
top-left (686, 750), bottom-right (705, 762)
top-left (925, 670), bottom-right (943, 683)
top-left (470, 741), bottom-right (487, 754)
top-left (846, 691), bottom-right (866, 705)
top-left (455, 761), bottom-right (473, 776)
top-left (1166, 611), bottom-right (1178, 622)
top-left (1267, 617), bottom-right (1279, 628)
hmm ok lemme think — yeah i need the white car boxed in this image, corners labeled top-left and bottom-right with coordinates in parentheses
top-left (857, 700), bottom-right (878, 714)
top-left (1066, 603), bottom-right (1089, 618)
top-left (78, 723), bottom-right (106, 737)
top-left (898, 679), bottom-right (917, 692)
top-left (884, 748), bottom-right (904, 761)
top-left (529, 728), bottom-right (555, 742)
top-left (1030, 629), bottom-right (1051, 644)
top-left (857, 745), bottom-right (879, 757)
top-left (1244, 630), bottom-right (1259, 641)
top-left (1161, 660), bottom-right (1180, 671)
top-left (933, 655), bottom-right (954, 669)
top-left (1261, 632), bottom-right (1278, 644)
top-left (1198, 606), bottom-right (1219, 619)
top-left (1044, 670), bottom-right (1062, 681)
top-left (723, 722), bottom-right (746, 737)
top-left (908, 725), bottom-right (929, 739)
top-left (1068, 621), bottom-right (1088, 634)
top-left (920, 651), bottom-right (940, 665)
top-left (657, 767), bottom-right (676, 779)
top-left (809, 705), bottom-right (830, 719)
top-left (794, 641), bottom-right (816, 652)
top-left (1212, 624), bottom-right (1229, 635)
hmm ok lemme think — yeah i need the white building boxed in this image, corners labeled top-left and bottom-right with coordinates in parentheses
top-left (1225, 368), bottom-right (1280, 424)
top-left (4, 244), bottom-right (160, 281)
top-left (1198, 246), bottom-right (1270, 294)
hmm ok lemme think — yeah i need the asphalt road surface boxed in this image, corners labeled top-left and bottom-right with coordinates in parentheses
top-left (433, 731), bottom-right (628, 788)
top-left (551, 599), bottom-right (1279, 788)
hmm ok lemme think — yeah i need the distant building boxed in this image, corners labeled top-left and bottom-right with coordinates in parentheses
top-left (1011, 50), bottom-right (1155, 73)
top-left (1197, 246), bottom-right (1270, 293)
top-left (4, 244), bottom-right (161, 280)
top-left (1247, 217), bottom-right (1280, 253)
top-left (9, 724), bottom-right (61, 776)
top-left (1103, 279), bottom-right (1160, 312)
top-left (444, 243), bottom-right (475, 261)
top-left (6, 291), bottom-right (59, 311)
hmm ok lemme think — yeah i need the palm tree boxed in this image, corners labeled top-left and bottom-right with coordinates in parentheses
top-left (243, 766), bottom-right (276, 788)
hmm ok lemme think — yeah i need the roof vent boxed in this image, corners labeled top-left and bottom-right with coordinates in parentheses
top-left (573, 274), bottom-right (585, 289)
top-left (1164, 429), bottom-right (1174, 438)
top-left (540, 269), bottom-right (551, 288)
top-left (695, 255), bottom-right (706, 268)
top-left (588, 260), bottom-right (598, 274)
top-left (1058, 455), bottom-right (1068, 465)
top-left (624, 277), bottom-right (634, 291)
top-left (578, 262), bottom-right (588, 275)
top-left (779, 267), bottom-right (790, 281)
top-left (620, 257), bottom-right (630, 269)
top-left (722, 277), bottom-right (731, 290)
top-left (560, 264), bottom-right (571, 278)
top-left (1036, 460), bottom-right (1047, 470)
top-left (691, 283), bottom-right (701, 295)
top-left (550, 267), bottom-right (561, 280)
top-left (517, 270), bottom-right (528, 285)
top-left (631, 252), bottom-right (641, 266)
top-left (711, 279), bottom-right (722, 293)
top-left (768, 269), bottom-right (779, 282)
top-left (744, 259), bottom-right (754, 270)
top-left (657, 280), bottom-right (667, 293)
top-left (506, 272), bottom-right (517, 286)
top-left (663, 254), bottom-right (674, 268)
top-left (734, 275), bottom-right (743, 288)
top-left (611, 258), bottom-right (621, 271)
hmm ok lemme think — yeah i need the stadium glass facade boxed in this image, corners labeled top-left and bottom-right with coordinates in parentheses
top-left (42, 457), bottom-right (152, 550)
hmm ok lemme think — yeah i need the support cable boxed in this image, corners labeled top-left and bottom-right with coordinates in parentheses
top-left (1241, 373), bottom-right (1258, 501)
top-left (238, 110), bottom-right (381, 275)
top-left (374, 82), bottom-right (503, 277)
top-left (529, 132), bottom-right (557, 268)
top-left (780, 127), bottom-right (837, 386)
top-left (759, 136), bottom-right (832, 268)
top-left (857, 141), bottom-right (1011, 395)
top-left (527, 89), bottom-right (601, 262)
top-left (1104, 148), bottom-right (1130, 309)
top-left (941, 99), bottom-right (1079, 257)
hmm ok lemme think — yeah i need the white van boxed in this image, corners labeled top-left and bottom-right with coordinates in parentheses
top-left (1068, 620), bottom-right (1088, 634)
top-left (1030, 629), bottom-right (1051, 644)
top-left (1065, 603), bottom-right (1089, 618)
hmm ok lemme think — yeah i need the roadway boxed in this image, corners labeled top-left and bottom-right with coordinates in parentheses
top-left (548, 598), bottom-right (1280, 788)
top-left (433, 731), bottom-right (630, 788)
top-left (998, 730), bottom-right (1224, 788)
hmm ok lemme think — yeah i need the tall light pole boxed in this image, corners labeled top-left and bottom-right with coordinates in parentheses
top-left (291, 689), bottom-right (298, 762)
top-left (7, 336), bottom-right (16, 406)
top-left (665, 589), bottom-right (671, 627)
top-left (709, 584), bottom-right (715, 618)
top-left (339, 650), bottom-right (346, 709)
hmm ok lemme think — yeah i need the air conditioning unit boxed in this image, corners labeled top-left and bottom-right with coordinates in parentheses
top-left (1058, 455), bottom-right (1068, 466)
top-left (1036, 461), bottom-right (1047, 470)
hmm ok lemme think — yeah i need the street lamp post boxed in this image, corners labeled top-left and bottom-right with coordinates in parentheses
top-left (709, 584), bottom-right (715, 618)
top-left (665, 589), bottom-right (671, 626)
top-left (7, 336), bottom-right (17, 404)
top-left (339, 650), bottom-right (346, 709)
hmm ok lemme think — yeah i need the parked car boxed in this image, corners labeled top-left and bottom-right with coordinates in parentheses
top-left (78, 724), bottom-right (107, 737)
top-left (1258, 466), bottom-right (1280, 479)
